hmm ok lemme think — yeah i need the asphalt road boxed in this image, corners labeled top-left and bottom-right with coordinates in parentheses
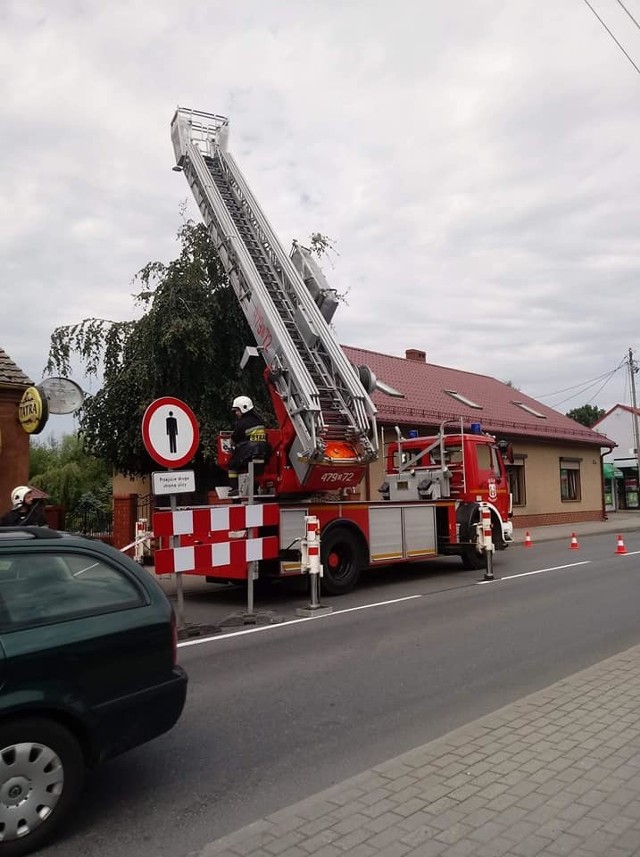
top-left (46, 531), bottom-right (640, 857)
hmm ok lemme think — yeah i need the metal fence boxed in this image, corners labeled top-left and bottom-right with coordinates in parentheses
top-left (64, 508), bottom-right (113, 538)
top-left (135, 494), bottom-right (157, 530)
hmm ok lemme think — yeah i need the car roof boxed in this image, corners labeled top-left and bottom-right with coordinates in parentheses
top-left (0, 528), bottom-right (115, 554)
top-left (0, 526), bottom-right (65, 542)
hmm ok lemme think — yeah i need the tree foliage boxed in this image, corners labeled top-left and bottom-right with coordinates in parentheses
top-left (46, 219), bottom-right (333, 482)
top-left (566, 404), bottom-right (606, 428)
top-left (29, 434), bottom-right (112, 510)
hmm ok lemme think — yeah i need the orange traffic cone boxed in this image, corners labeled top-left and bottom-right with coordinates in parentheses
top-left (616, 534), bottom-right (627, 555)
top-left (524, 531), bottom-right (533, 548)
top-left (570, 532), bottom-right (579, 550)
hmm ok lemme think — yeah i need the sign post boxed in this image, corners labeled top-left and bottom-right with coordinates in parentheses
top-left (142, 397), bottom-right (200, 630)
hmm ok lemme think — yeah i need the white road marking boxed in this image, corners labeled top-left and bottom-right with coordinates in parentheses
top-left (177, 594), bottom-right (422, 647)
top-left (476, 561), bottom-right (591, 584)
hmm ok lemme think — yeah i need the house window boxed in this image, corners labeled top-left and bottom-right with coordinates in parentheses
top-left (560, 458), bottom-right (581, 502)
top-left (508, 457), bottom-right (526, 506)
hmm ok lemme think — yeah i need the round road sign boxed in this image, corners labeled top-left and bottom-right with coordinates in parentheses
top-left (141, 397), bottom-right (200, 469)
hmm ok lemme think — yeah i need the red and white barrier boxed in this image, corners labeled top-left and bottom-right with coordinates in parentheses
top-left (153, 503), bottom-right (279, 538)
top-left (480, 503), bottom-right (494, 553)
top-left (155, 535), bottom-right (279, 577)
top-left (152, 502), bottom-right (280, 578)
top-left (134, 518), bottom-right (149, 563)
top-left (301, 516), bottom-right (321, 576)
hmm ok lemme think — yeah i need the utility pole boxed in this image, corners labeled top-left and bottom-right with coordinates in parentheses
top-left (628, 348), bottom-right (640, 485)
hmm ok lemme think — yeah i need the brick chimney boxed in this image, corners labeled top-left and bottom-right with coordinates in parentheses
top-left (405, 349), bottom-right (427, 363)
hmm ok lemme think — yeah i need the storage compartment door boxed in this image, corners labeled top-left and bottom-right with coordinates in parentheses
top-left (403, 505), bottom-right (437, 558)
top-left (368, 507), bottom-right (404, 562)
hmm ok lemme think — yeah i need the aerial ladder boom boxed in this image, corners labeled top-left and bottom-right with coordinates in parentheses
top-left (170, 107), bottom-right (378, 485)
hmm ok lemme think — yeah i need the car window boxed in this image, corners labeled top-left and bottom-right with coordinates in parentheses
top-left (0, 551), bottom-right (145, 630)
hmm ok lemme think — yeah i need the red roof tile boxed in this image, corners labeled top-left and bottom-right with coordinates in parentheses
top-left (342, 345), bottom-right (613, 448)
top-left (0, 347), bottom-right (33, 389)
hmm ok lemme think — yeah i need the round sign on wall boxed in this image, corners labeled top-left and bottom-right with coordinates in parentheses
top-left (141, 397), bottom-right (200, 469)
top-left (40, 376), bottom-right (85, 414)
top-left (18, 386), bottom-right (49, 435)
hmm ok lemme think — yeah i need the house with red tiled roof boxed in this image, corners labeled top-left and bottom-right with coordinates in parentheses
top-left (0, 347), bottom-right (33, 508)
top-left (593, 405), bottom-right (640, 511)
top-left (342, 346), bottom-right (615, 529)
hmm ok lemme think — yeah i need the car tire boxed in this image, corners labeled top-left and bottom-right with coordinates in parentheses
top-left (0, 718), bottom-right (85, 857)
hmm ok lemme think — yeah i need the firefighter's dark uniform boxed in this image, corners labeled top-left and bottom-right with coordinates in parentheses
top-left (0, 501), bottom-right (47, 527)
top-left (228, 410), bottom-right (269, 493)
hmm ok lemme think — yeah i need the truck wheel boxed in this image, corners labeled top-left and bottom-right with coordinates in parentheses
top-left (321, 528), bottom-right (363, 596)
top-left (460, 509), bottom-right (502, 569)
top-left (460, 547), bottom-right (486, 571)
top-left (0, 718), bottom-right (85, 857)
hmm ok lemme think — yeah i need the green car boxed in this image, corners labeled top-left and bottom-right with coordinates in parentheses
top-left (0, 526), bottom-right (188, 856)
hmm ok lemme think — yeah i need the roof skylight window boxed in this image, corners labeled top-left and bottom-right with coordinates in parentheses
top-left (512, 401), bottom-right (546, 419)
top-left (444, 390), bottom-right (482, 409)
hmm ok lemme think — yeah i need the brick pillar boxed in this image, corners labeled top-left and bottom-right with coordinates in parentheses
top-left (44, 505), bottom-right (65, 529)
top-left (112, 494), bottom-right (138, 549)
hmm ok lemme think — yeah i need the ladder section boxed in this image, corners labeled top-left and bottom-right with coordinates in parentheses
top-left (171, 107), bottom-right (378, 475)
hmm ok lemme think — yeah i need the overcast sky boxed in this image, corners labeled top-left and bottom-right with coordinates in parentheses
top-left (2, 0), bottom-right (640, 438)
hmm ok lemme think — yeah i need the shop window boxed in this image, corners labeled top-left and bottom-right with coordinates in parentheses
top-left (560, 458), bottom-right (581, 502)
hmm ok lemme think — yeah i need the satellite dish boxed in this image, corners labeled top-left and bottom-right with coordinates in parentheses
top-left (39, 377), bottom-right (85, 415)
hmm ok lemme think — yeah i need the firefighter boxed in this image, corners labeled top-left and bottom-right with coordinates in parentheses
top-left (0, 485), bottom-right (48, 526)
top-left (227, 396), bottom-right (269, 497)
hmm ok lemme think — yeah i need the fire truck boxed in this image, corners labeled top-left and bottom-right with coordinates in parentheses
top-left (153, 107), bottom-right (513, 595)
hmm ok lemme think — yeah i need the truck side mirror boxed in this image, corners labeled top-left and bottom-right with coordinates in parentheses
top-left (498, 440), bottom-right (514, 464)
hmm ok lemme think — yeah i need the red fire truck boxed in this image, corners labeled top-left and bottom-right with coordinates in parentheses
top-left (153, 108), bottom-right (513, 595)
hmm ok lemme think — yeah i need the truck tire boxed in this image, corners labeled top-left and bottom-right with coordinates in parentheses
top-left (0, 717), bottom-right (85, 857)
top-left (321, 527), bottom-right (363, 596)
top-left (460, 547), bottom-right (487, 571)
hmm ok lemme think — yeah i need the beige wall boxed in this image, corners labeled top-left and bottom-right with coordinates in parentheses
top-left (510, 441), bottom-right (603, 517)
top-left (113, 472), bottom-right (149, 496)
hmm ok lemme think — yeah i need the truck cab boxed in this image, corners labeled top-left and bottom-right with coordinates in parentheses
top-left (379, 426), bottom-right (513, 549)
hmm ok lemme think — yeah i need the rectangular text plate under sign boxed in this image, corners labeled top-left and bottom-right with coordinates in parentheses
top-left (152, 470), bottom-right (196, 495)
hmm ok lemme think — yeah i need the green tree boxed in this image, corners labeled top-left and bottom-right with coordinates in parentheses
top-left (566, 404), bottom-right (606, 428)
top-left (29, 434), bottom-right (112, 510)
top-left (46, 220), bottom-right (271, 480)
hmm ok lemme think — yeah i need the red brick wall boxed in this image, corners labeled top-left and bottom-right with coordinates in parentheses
top-left (0, 389), bottom-right (30, 514)
top-left (112, 494), bottom-right (138, 549)
top-left (513, 510), bottom-right (604, 529)
top-left (44, 505), bottom-right (65, 529)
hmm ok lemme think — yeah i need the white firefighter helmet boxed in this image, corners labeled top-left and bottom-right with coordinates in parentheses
top-left (232, 396), bottom-right (253, 414)
top-left (11, 485), bottom-right (31, 508)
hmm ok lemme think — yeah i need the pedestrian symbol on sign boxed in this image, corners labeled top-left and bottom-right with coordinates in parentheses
top-left (166, 411), bottom-right (178, 453)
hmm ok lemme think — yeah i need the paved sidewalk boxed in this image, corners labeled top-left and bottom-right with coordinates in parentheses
top-left (193, 644), bottom-right (640, 857)
top-left (513, 510), bottom-right (640, 546)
